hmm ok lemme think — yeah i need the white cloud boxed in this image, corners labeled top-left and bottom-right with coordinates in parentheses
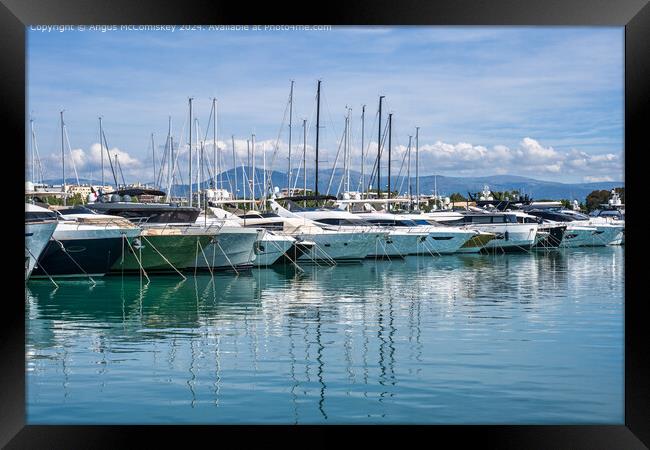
top-left (583, 176), bottom-right (614, 182)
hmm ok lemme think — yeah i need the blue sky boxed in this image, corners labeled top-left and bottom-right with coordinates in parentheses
top-left (27, 26), bottom-right (624, 184)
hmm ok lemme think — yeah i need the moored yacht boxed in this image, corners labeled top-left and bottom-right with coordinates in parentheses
top-left (87, 187), bottom-right (201, 224)
top-left (428, 210), bottom-right (538, 252)
top-left (524, 208), bottom-right (623, 247)
top-left (267, 200), bottom-right (383, 262)
top-left (31, 206), bottom-right (141, 278)
top-left (207, 207), bottom-right (296, 267)
top-left (25, 203), bottom-right (58, 281)
top-left (189, 213), bottom-right (261, 271)
top-left (111, 222), bottom-right (215, 273)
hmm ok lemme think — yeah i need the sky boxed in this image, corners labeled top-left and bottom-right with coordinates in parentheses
top-left (26, 25), bottom-right (624, 185)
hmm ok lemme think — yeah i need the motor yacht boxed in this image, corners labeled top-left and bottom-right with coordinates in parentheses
top-left (25, 203), bottom-right (58, 281)
top-left (30, 206), bottom-right (141, 278)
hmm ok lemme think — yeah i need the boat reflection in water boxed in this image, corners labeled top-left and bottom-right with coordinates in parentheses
top-left (27, 247), bottom-right (623, 424)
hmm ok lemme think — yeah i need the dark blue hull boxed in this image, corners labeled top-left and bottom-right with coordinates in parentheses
top-left (31, 237), bottom-right (125, 277)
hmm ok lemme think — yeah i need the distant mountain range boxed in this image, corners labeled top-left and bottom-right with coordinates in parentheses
top-left (42, 170), bottom-right (624, 202)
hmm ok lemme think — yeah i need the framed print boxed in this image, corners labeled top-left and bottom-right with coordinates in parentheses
top-left (4, 0), bottom-right (649, 447)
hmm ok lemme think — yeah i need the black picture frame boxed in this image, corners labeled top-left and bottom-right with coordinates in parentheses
top-left (3, 0), bottom-right (648, 447)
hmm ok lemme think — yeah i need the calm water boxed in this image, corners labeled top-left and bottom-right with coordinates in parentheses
top-left (26, 247), bottom-right (624, 424)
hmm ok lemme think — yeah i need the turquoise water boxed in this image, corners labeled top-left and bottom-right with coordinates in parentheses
top-left (26, 247), bottom-right (624, 424)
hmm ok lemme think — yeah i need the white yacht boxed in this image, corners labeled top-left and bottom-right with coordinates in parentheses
top-left (206, 207), bottom-right (296, 267)
top-left (190, 213), bottom-right (262, 271)
top-left (267, 200), bottom-right (383, 262)
top-left (524, 208), bottom-right (623, 247)
top-left (25, 203), bottom-right (58, 281)
top-left (393, 212), bottom-right (483, 254)
top-left (428, 210), bottom-right (538, 252)
top-left (30, 205), bottom-right (141, 278)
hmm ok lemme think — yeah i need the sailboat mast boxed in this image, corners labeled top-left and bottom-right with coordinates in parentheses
top-left (303, 118), bottom-right (307, 206)
top-left (377, 96), bottom-right (384, 198)
top-left (29, 118), bottom-right (35, 183)
top-left (170, 134), bottom-right (174, 201)
top-left (415, 126), bottom-right (420, 210)
top-left (99, 116), bottom-right (104, 187)
top-left (247, 139), bottom-right (251, 202)
top-left (188, 98), bottom-right (194, 207)
top-left (213, 98), bottom-right (218, 190)
top-left (60, 110), bottom-right (66, 206)
top-left (387, 112), bottom-right (392, 211)
top-left (232, 135), bottom-right (237, 198)
top-left (361, 104), bottom-right (365, 198)
top-left (195, 118), bottom-right (201, 209)
top-left (251, 133), bottom-right (256, 209)
top-left (288, 80), bottom-right (294, 195)
top-left (167, 116), bottom-right (172, 201)
top-left (407, 135), bottom-right (412, 211)
top-left (315, 80), bottom-right (321, 197)
top-left (151, 133), bottom-right (155, 189)
top-left (346, 108), bottom-right (352, 192)
top-left (343, 107), bottom-right (347, 193)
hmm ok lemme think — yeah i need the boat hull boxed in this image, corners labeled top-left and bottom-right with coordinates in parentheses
top-left (414, 230), bottom-right (477, 255)
top-left (561, 224), bottom-right (624, 247)
top-left (110, 233), bottom-right (213, 272)
top-left (190, 227), bottom-right (259, 270)
top-left (297, 232), bottom-right (377, 263)
top-left (367, 232), bottom-right (427, 258)
top-left (455, 232), bottom-right (496, 253)
top-left (467, 223), bottom-right (538, 252)
top-left (32, 236), bottom-right (128, 278)
top-left (532, 224), bottom-right (566, 249)
top-left (253, 235), bottom-right (295, 266)
top-left (25, 221), bottom-right (57, 281)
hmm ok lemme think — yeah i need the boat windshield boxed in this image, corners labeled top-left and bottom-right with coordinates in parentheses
top-left (58, 206), bottom-right (97, 215)
top-left (590, 209), bottom-right (624, 219)
top-left (316, 218), bottom-right (369, 226)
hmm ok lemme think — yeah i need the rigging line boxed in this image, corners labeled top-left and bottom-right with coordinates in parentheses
top-left (325, 118), bottom-right (347, 195)
top-left (32, 124), bottom-right (45, 184)
top-left (168, 111), bottom-right (188, 195)
top-left (115, 154), bottom-right (127, 187)
top-left (358, 109), bottom-right (379, 191)
top-left (62, 124), bottom-right (80, 186)
top-left (101, 128), bottom-right (119, 188)
top-left (366, 116), bottom-right (391, 191)
top-left (291, 101), bottom-right (317, 195)
top-left (265, 91), bottom-right (292, 195)
top-left (392, 132), bottom-right (408, 195)
top-left (156, 133), bottom-right (170, 189)
top-left (220, 149), bottom-right (234, 194)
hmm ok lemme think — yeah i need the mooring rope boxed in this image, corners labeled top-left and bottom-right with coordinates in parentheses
top-left (198, 238), bottom-right (216, 277)
top-left (141, 235), bottom-right (186, 280)
top-left (25, 244), bottom-right (58, 288)
top-left (124, 235), bottom-right (150, 284)
top-left (215, 240), bottom-right (239, 275)
top-left (268, 238), bottom-right (304, 273)
top-left (52, 237), bottom-right (96, 285)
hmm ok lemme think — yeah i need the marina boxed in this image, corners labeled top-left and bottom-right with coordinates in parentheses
top-left (23, 25), bottom-right (626, 427)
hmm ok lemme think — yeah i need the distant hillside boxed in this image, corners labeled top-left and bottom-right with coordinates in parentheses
top-left (42, 170), bottom-right (624, 202)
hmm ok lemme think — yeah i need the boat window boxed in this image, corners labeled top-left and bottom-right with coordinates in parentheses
top-left (596, 210), bottom-right (622, 219)
top-left (58, 206), bottom-right (96, 215)
top-left (473, 216), bottom-right (494, 224)
top-left (25, 211), bottom-right (58, 222)
top-left (316, 218), bottom-right (342, 225)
